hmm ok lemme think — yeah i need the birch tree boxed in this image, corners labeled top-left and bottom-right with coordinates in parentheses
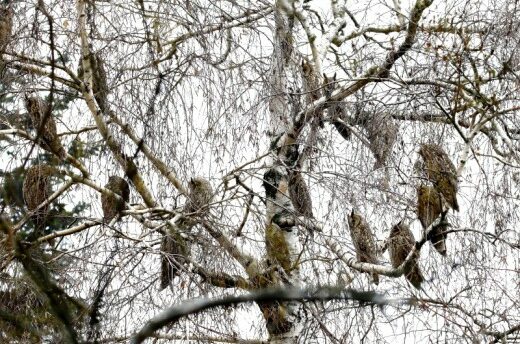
top-left (1, 0), bottom-right (520, 343)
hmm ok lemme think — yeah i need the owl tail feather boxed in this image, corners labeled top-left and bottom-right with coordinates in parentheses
top-left (159, 235), bottom-right (181, 291)
top-left (371, 272), bottom-right (379, 285)
top-left (406, 264), bottom-right (424, 290)
top-left (428, 222), bottom-right (448, 256)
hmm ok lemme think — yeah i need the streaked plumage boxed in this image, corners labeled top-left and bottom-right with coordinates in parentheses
top-left (79, 53), bottom-right (109, 113)
top-left (23, 164), bottom-right (54, 231)
top-left (417, 143), bottom-right (459, 211)
top-left (417, 184), bottom-right (447, 255)
top-left (91, 53), bottom-right (109, 113)
top-left (388, 221), bottom-right (424, 289)
top-left (288, 171), bottom-right (313, 218)
top-left (184, 177), bottom-right (213, 214)
top-left (347, 210), bottom-right (379, 285)
top-left (159, 233), bottom-right (188, 290)
top-left (301, 60), bottom-right (324, 128)
top-left (0, 3), bottom-right (13, 53)
top-left (323, 73), bottom-right (351, 140)
top-left (160, 177), bottom-right (212, 290)
top-left (1, 166), bottom-right (25, 208)
top-left (265, 222), bottom-right (291, 271)
top-left (301, 60), bottom-right (321, 104)
top-left (417, 184), bottom-right (443, 229)
top-left (363, 113), bottom-right (398, 170)
top-left (101, 176), bottom-right (130, 223)
top-left (24, 95), bottom-right (66, 160)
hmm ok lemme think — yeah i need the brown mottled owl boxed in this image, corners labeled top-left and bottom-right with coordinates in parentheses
top-left (417, 184), bottom-right (442, 229)
top-left (0, 3), bottom-right (13, 54)
top-left (301, 60), bottom-right (321, 104)
top-left (362, 113), bottom-right (398, 170)
top-left (1, 166), bottom-right (25, 208)
top-left (288, 171), bottom-right (313, 218)
top-left (388, 221), bottom-right (424, 289)
top-left (159, 232), bottom-right (188, 290)
top-left (101, 176), bottom-right (130, 223)
top-left (79, 53), bottom-right (109, 113)
top-left (160, 177), bottom-right (212, 290)
top-left (347, 210), bottom-right (379, 285)
top-left (24, 95), bottom-right (66, 160)
top-left (323, 73), bottom-right (351, 141)
top-left (417, 184), bottom-right (447, 255)
top-left (417, 143), bottom-right (459, 211)
top-left (265, 222), bottom-right (291, 271)
top-left (428, 217), bottom-right (449, 257)
top-left (301, 60), bottom-right (324, 128)
top-left (184, 177), bottom-right (213, 214)
top-left (23, 164), bottom-right (55, 231)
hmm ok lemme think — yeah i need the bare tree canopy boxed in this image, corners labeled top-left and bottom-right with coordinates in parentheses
top-left (1, 0), bottom-right (520, 343)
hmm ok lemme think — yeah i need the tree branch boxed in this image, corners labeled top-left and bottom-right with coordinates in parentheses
top-left (130, 286), bottom-right (404, 344)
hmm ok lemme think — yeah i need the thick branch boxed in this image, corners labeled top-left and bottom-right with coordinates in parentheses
top-left (76, 0), bottom-right (156, 208)
top-left (130, 286), bottom-right (403, 344)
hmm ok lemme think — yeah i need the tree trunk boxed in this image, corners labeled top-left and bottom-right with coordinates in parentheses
top-left (261, 3), bottom-right (303, 342)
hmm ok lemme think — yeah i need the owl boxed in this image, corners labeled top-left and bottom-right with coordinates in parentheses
top-left (301, 60), bottom-right (324, 128)
top-left (78, 53), bottom-right (109, 113)
top-left (24, 94), bottom-right (66, 160)
top-left (184, 177), bottom-right (213, 214)
top-left (1, 166), bottom-right (25, 208)
top-left (92, 54), bottom-right (109, 110)
top-left (363, 113), bottom-right (398, 170)
top-left (288, 171), bottom-right (313, 218)
top-left (160, 177), bottom-right (212, 290)
top-left (388, 221), bottom-right (424, 289)
top-left (301, 60), bottom-right (321, 104)
top-left (323, 73), bottom-right (351, 141)
top-left (101, 176), bottom-right (130, 223)
top-left (265, 222), bottom-right (291, 271)
top-left (417, 184), bottom-right (442, 229)
top-left (428, 217), bottom-right (449, 257)
top-left (159, 233), bottom-right (188, 290)
top-left (0, 3), bottom-right (13, 53)
top-left (417, 184), bottom-right (447, 255)
top-left (417, 143), bottom-right (459, 211)
top-left (347, 210), bottom-right (379, 285)
top-left (23, 164), bottom-right (55, 231)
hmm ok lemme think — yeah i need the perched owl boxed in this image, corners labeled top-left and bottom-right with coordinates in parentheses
top-left (323, 73), bottom-right (351, 141)
top-left (160, 177), bottom-right (212, 290)
top-left (417, 184), bottom-right (443, 229)
top-left (417, 143), bottom-right (459, 211)
top-left (184, 177), bottom-right (213, 214)
top-left (1, 166), bottom-right (25, 208)
top-left (301, 60), bottom-right (324, 128)
top-left (388, 221), bottom-right (424, 289)
top-left (159, 233), bottom-right (188, 290)
top-left (0, 3), bottom-right (13, 53)
top-left (23, 164), bottom-right (55, 231)
top-left (417, 184), bottom-right (447, 255)
top-left (79, 53), bottom-right (109, 113)
top-left (265, 222), bottom-right (291, 271)
top-left (362, 113), bottom-right (398, 170)
top-left (428, 216), bottom-right (449, 256)
top-left (101, 176), bottom-right (130, 223)
top-left (288, 171), bottom-right (313, 218)
top-left (347, 210), bottom-right (379, 285)
top-left (301, 60), bottom-right (321, 104)
top-left (24, 94), bottom-right (66, 160)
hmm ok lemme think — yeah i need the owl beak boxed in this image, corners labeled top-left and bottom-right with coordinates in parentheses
top-left (350, 209), bottom-right (355, 217)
